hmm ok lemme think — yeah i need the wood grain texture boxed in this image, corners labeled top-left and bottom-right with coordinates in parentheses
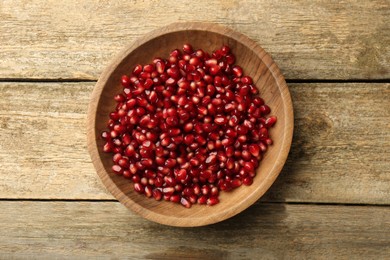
top-left (0, 201), bottom-right (388, 259)
top-left (0, 82), bottom-right (389, 204)
top-left (0, 0), bottom-right (389, 80)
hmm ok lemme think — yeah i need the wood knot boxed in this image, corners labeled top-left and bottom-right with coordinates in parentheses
top-left (298, 112), bottom-right (333, 140)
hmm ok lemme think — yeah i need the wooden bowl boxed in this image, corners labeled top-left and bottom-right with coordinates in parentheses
top-left (87, 22), bottom-right (293, 227)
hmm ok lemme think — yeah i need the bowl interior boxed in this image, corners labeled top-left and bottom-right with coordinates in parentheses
top-left (88, 23), bottom-right (293, 227)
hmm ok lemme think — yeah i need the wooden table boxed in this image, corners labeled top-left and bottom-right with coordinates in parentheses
top-left (1, 1), bottom-right (389, 258)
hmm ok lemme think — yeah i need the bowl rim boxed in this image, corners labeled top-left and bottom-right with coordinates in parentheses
top-left (87, 22), bottom-right (294, 227)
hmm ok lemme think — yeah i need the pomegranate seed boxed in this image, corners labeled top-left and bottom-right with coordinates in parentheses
top-left (214, 116), bottom-right (227, 125)
top-left (225, 54), bottom-right (235, 64)
top-left (121, 75), bottom-right (131, 88)
top-left (249, 144), bottom-right (260, 157)
top-left (163, 187), bottom-right (175, 195)
top-left (265, 138), bottom-right (273, 146)
top-left (230, 179), bottom-right (242, 189)
top-left (144, 185), bottom-right (153, 197)
top-left (152, 189), bottom-right (162, 201)
top-left (112, 165), bottom-right (123, 175)
top-left (260, 105), bottom-right (271, 115)
top-left (183, 44), bottom-right (193, 54)
top-left (209, 65), bottom-right (221, 75)
top-left (170, 194), bottom-right (180, 203)
top-left (243, 162), bottom-right (255, 173)
top-left (243, 177), bottom-right (253, 186)
top-left (207, 196), bottom-right (219, 206)
top-left (201, 185), bottom-right (210, 195)
top-left (241, 76), bottom-right (253, 84)
top-left (132, 64), bottom-right (143, 76)
top-left (104, 44), bottom-right (277, 208)
top-left (180, 197), bottom-right (192, 208)
top-left (265, 116), bottom-right (277, 128)
top-left (197, 195), bottom-right (207, 204)
top-left (232, 66), bottom-right (243, 77)
top-left (134, 183), bottom-right (144, 193)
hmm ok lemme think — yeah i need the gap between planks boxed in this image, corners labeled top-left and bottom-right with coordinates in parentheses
top-left (0, 199), bottom-right (389, 208)
top-left (1, 78), bottom-right (390, 84)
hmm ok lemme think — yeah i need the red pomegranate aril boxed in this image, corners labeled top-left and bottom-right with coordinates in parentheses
top-left (132, 85), bottom-right (145, 96)
top-left (166, 116), bottom-right (179, 126)
top-left (195, 135), bottom-right (206, 145)
top-left (229, 115), bottom-right (239, 127)
top-left (112, 153), bottom-right (122, 164)
top-left (183, 122), bottom-right (193, 132)
top-left (170, 194), bottom-right (180, 203)
top-left (237, 135), bottom-right (247, 143)
top-left (167, 67), bottom-right (180, 79)
top-left (260, 105), bottom-right (271, 115)
top-left (163, 186), bottom-right (175, 195)
top-left (182, 44), bottom-right (193, 54)
top-left (222, 137), bottom-right (234, 146)
top-left (214, 116), bottom-right (227, 125)
top-left (165, 158), bottom-right (177, 168)
top-left (205, 58), bottom-right (218, 67)
top-left (242, 150), bottom-right (252, 161)
top-left (163, 194), bottom-right (171, 201)
top-left (152, 189), bottom-right (162, 201)
top-left (211, 186), bottom-right (219, 196)
top-left (225, 54), bottom-right (235, 64)
top-left (230, 179), bottom-right (242, 189)
top-left (184, 134), bottom-right (195, 145)
top-left (144, 185), bottom-right (153, 197)
top-left (104, 44), bottom-right (278, 208)
top-left (109, 112), bottom-right (119, 121)
top-left (143, 64), bottom-right (155, 73)
top-left (265, 116), bottom-right (277, 128)
top-left (209, 65), bottom-right (221, 76)
top-left (103, 142), bottom-right (114, 153)
top-left (197, 195), bottom-right (207, 204)
top-left (241, 76), bottom-right (253, 85)
top-left (132, 64), bottom-right (143, 76)
top-left (259, 142), bottom-right (268, 153)
top-left (243, 161), bottom-right (255, 173)
top-left (175, 183), bottom-right (183, 192)
top-left (139, 71), bottom-right (151, 79)
top-left (232, 65), bottom-right (243, 77)
top-left (121, 75), bottom-right (131, 88)
top-left (112, 165), bottom-right (123, 175)
top-left (180, 197), bottom-right (192, 208)
top-left (144, 78), bottom-right (153, 89)
top-left (118, 158), bottom-right (129, 168)
top-left (248, 144), bottom-right (260, 157)
top-left (155, 60), bottom-right (166, 74)
top-left (220, 45), bottom-right (230, 55)
top-left (243, 177), bottom-right (253, 186)
top-left (207, 196), bottom-right (219, 206)
top-left (114, 94), bottom-right (125, 103)
top-left (175, 169), bottom-right (187, 182)
top-left (236, 125), bottom-right (248, 135)
top-left (265, 138), bottom-right (273, 146)
top-left (201, 185), bottom-right (210, 195)
top-left (182, 187), bottom-right (193, 197)
top-left (225, 146), bottom-right (234, 157)
top-left (134, 183), bottom-right (144, 193)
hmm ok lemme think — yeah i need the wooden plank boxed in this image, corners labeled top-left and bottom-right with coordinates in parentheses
top-left (0, 82), bottom-right (389, 204)
top-left (264, 83), bottom-right (390, 204)
top-left (0, 0), bottom-right (389, 80)
top-left (0, 201), bottom-right (388, 258)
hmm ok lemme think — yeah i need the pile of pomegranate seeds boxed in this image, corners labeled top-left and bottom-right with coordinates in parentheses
top-left (102, 44), bottom-right (277, 208)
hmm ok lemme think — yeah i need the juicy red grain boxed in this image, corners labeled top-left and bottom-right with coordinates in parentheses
top-left (103, 44), bottom-right (277, 208)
